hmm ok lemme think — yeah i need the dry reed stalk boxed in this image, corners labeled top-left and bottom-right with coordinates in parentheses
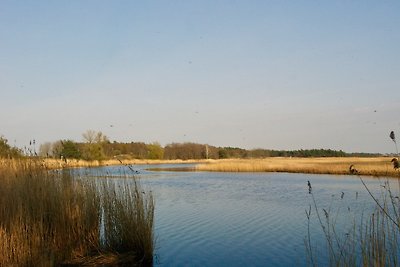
top-left (0, 159), bottom-right (154, 266)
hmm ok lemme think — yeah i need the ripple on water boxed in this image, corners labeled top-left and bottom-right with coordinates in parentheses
top-left (114, 169), bottom-right (383, 267)
top-left (155, 190), bottom-right (308, 266)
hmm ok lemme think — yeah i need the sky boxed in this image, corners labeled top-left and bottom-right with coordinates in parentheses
top-left (1, 1), bottom-right (399, 153)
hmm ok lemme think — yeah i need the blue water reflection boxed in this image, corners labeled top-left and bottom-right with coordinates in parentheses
top-left (76, 165), bottom-right (395, 267)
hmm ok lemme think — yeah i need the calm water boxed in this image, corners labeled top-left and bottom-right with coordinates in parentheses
top-left (78, 164), bottom-right (396, 267)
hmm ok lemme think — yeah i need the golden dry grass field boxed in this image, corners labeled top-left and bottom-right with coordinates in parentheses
top-left (195, 157), bottom-right (400, 177)
top-left (41, 158), bottom-right (206, 169)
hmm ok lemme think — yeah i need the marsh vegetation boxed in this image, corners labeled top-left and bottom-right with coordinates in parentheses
top-left (195, 157), bottom-right (400, 177)
top-left (1, 131), bottom-right (399, 266)
top-left (0, 159), bottom-right (154, 266)
top-left (305, 132), bottom-right (400, 266)
top-left (306, 175), bottom-right (400, 266)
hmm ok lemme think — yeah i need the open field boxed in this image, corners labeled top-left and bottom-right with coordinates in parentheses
top-left (195, 157), bottom-right (400, 177)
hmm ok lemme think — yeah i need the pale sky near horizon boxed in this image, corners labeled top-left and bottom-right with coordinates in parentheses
top-left (1, 1), bottom-right (399, 153)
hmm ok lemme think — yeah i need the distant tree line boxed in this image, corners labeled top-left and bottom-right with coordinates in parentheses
top-left (33, 130), bottom-right (381, 161)
top-left (0, 131), bottom-right (381, 160)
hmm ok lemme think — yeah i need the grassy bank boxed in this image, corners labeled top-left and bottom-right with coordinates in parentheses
top-left (41, 158), bottom-right (207, 169)
top-left (0, 159), bottom-right (154, 266)
top-left (195, 157), bottom-right (400, 177)
top-left (42, 157), bottom-right (400, 177)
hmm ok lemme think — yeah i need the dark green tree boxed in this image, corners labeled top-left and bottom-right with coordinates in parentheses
top-left (0, 136), bottom-right (22, 158)
top-left (60, 140), bottom-right (81, 159)
top-left (147, 142), bottom-right (164, 159)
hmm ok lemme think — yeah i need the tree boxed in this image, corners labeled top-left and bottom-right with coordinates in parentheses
top-left (218, 149), bottom-right (228, 159)
top-left (82, 130), bottom-right (108, 144)
top-left (60, 140), bottom-right (81, 159)
top-left (82, 130), bottom-right (97, 144)
top-left (164, 143), bottom-right (218, 160)
top-left (81, 130), bottom-right (108, 161)
top-left (0, 136), bottom-right (21, 158)
top-left (82, 143), bottom-right (105, 161)
top-left (39, 142), bottom-right (52, 157)
top-left (52, 140), bottom-right (64, 158)
top-left (147, 142), bottom-right (164, 159)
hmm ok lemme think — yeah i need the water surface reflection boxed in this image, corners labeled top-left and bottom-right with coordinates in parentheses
top-left (78, 165), bottom-right (391, 267)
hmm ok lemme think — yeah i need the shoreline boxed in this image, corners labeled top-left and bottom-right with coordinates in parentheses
top-left (195, 157), bottom-right (400, 177)
top-left (40, 158), bottom-right (209, 169)
top-left (34, 157), bottom-right (400, 178)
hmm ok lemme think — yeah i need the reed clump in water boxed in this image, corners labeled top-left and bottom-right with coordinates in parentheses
top-left (0, 159), bottom-right (154, 266)
top-left (99, 179), bottom-right (154, 266)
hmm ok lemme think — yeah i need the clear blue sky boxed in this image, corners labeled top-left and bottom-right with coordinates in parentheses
top-left (1, 1), bottom-right (399, 153)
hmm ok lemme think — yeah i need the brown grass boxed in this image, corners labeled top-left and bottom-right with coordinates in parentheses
top-left (0, 158), bottom-right (154, 266)
top-left (41, 158), bottom-right (206, 169)
top-left (195, 157), bottom-right (400, 177)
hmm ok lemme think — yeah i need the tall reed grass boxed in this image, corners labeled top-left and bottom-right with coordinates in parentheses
top-left (306, 180), bottom-right (400, 266)
top-left (306, 171), bottom-right (400, 266)
top-left (0, 159), bottom-right (154, 266)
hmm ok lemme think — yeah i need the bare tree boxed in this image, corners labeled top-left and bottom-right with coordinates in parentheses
top-left (81, 130), bottom-right (109, 161)
top-left (82, 130), bottom-right (97, 144)
top-left (95, 131), bottom-right (108, 143)
top-left (52, 140), bottom-right (64, 158)
top-left (39, 142), bottom-right (52, 157)
top-left (82, 130), bottom-right (108, 144)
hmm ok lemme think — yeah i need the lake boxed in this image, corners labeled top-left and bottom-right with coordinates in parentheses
top-left (78, 164), bottom-right (395, 267)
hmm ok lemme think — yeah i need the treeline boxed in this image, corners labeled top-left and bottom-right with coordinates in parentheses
top-left (34, 130), bottom-right (381, 161)
top-left (0, 131), bottom-right (381, 161)
top-left (250, 148), bottom-right (348, 158)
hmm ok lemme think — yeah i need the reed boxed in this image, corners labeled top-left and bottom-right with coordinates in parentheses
top-left (0, 158), bottom-right (154, 266)
top-left (99, 179), bottom-right (154, 266)
top-left (41, 157), bottom-right (206, 169)
top-left (306, 179), bottom-right (400, 267)
top-left (195, 157), bottom-right (400, 177)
